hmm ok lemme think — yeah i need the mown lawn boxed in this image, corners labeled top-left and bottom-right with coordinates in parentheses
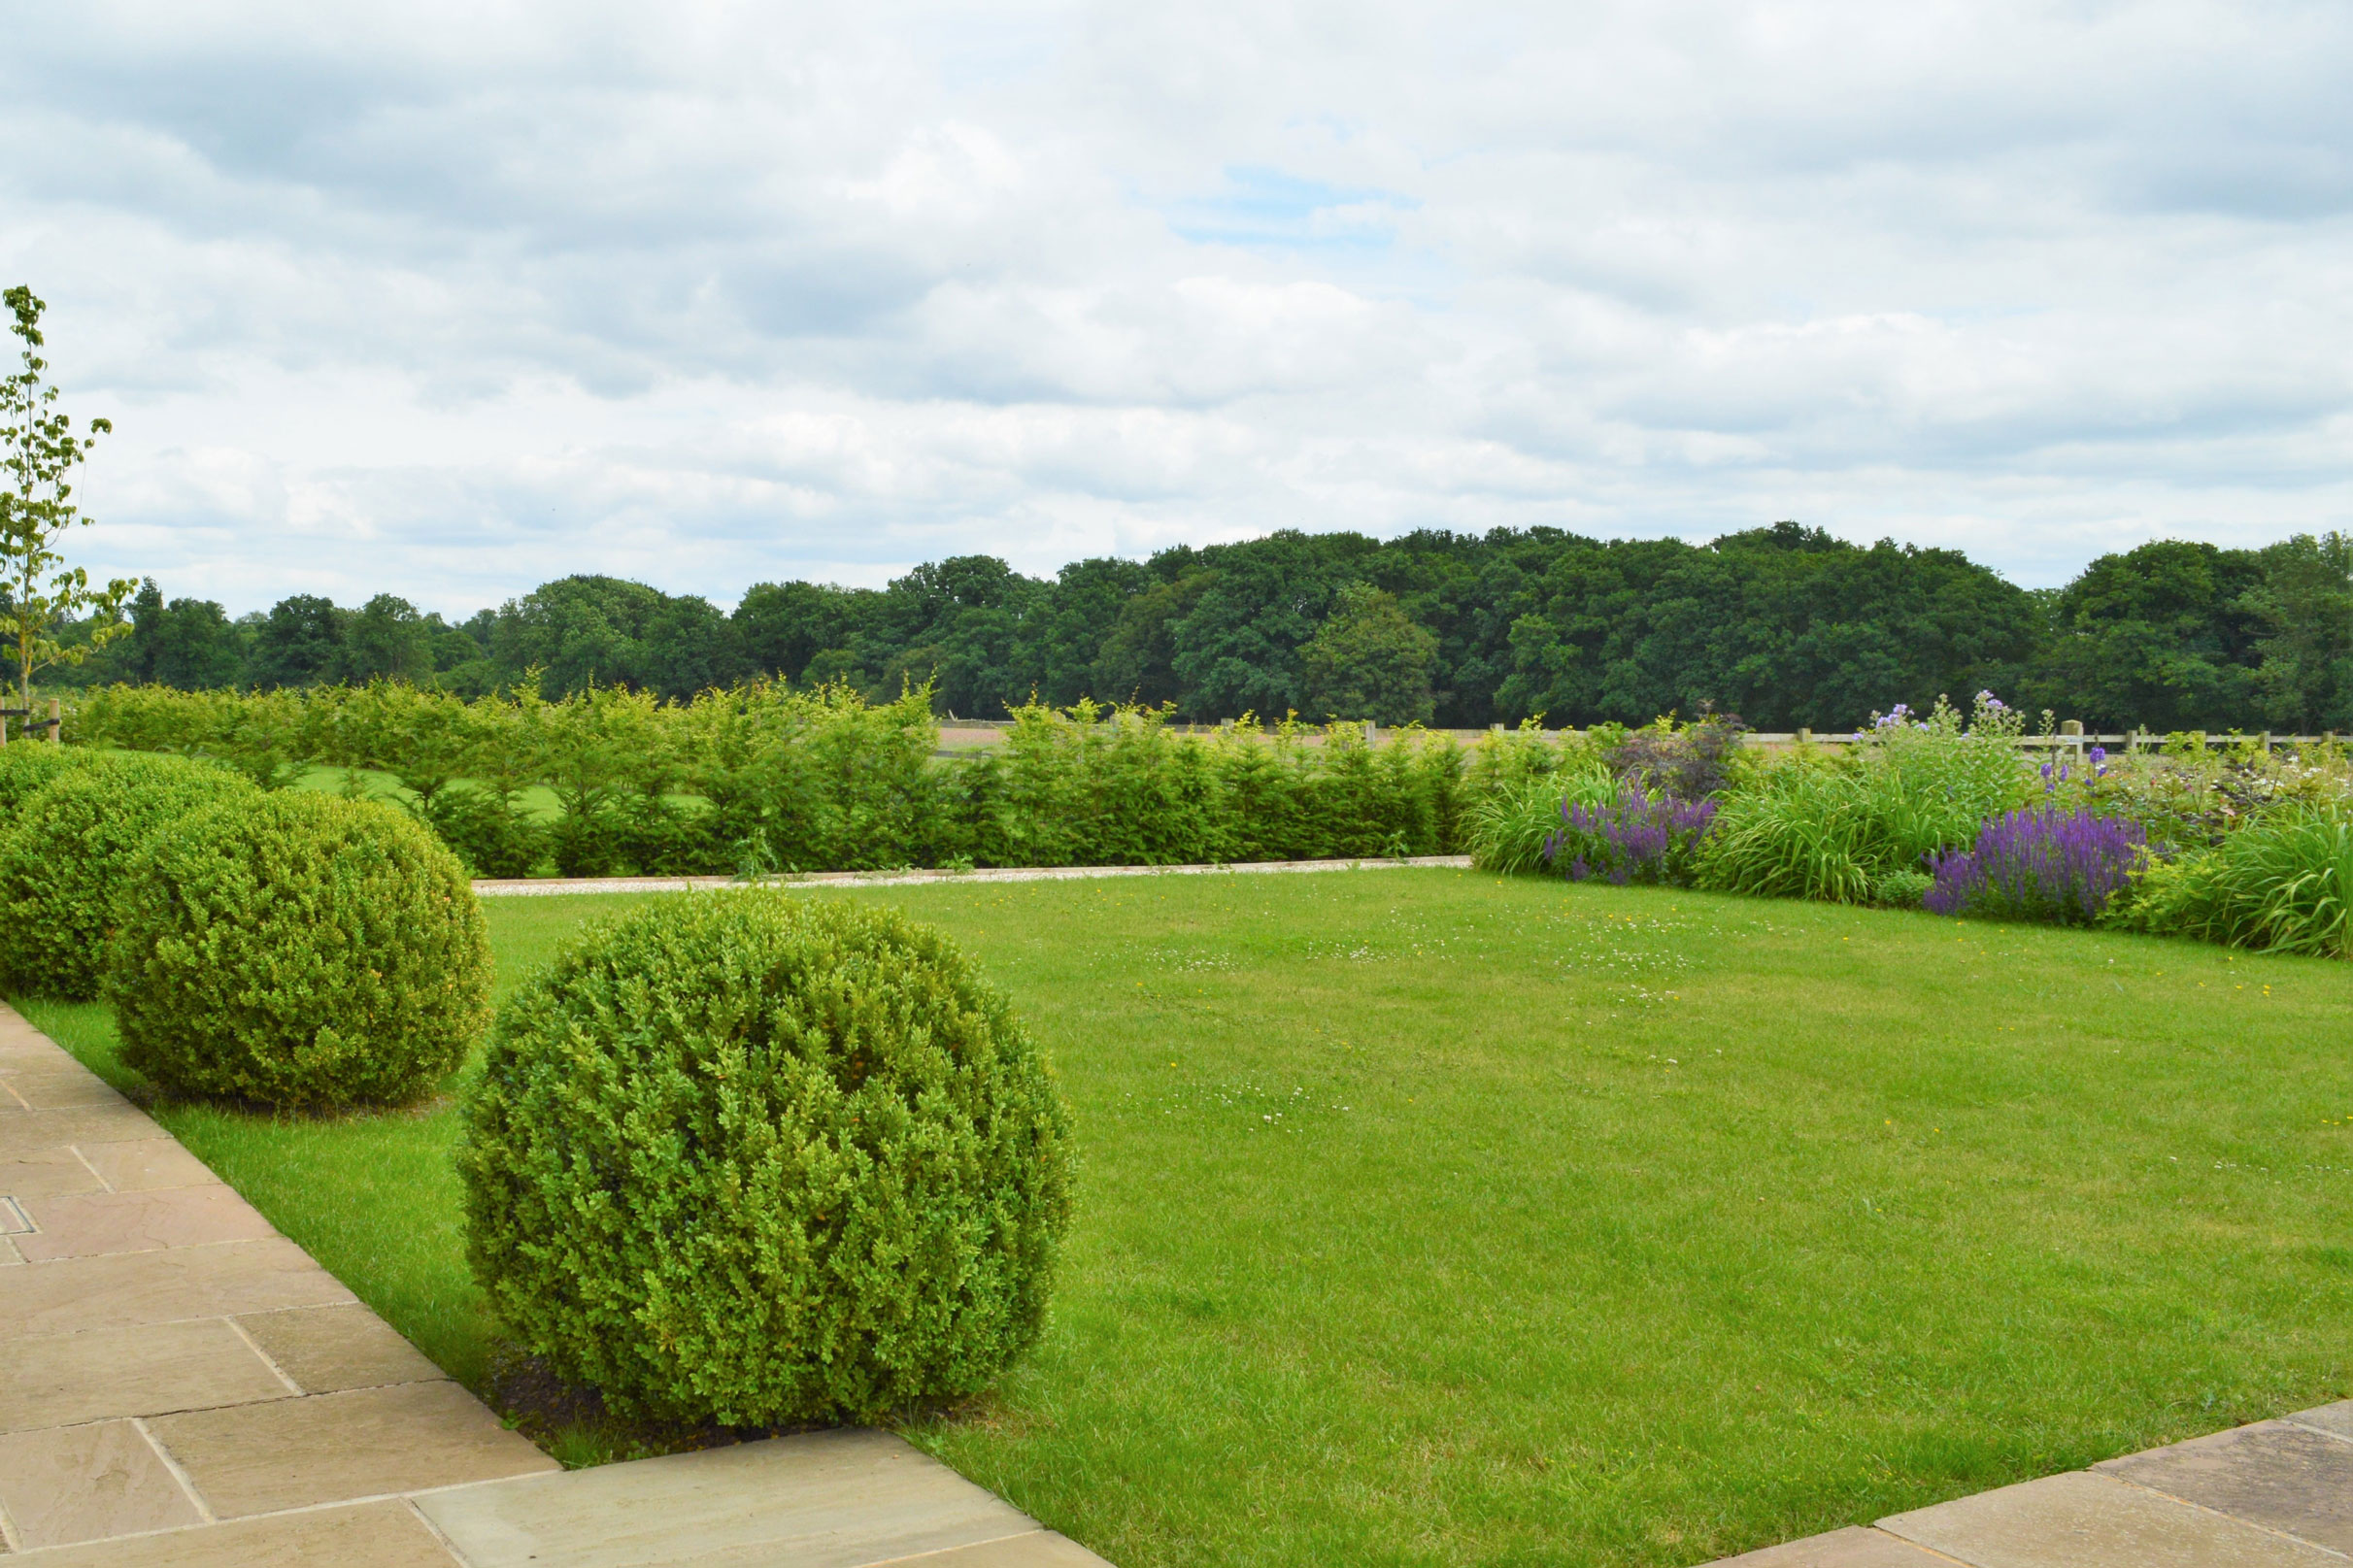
top-left (22, 869), bottom-right (2353, 1566)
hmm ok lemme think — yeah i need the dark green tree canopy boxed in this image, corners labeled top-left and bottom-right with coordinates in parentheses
top-left (1299, 582), bottom-right (1437, 725)
top-left (49, 525), bottom-right (2353, 733)
top-left (342, 593), bottom-right (435, 684)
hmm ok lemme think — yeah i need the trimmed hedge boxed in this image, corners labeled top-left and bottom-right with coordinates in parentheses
top-left (457, 893), bottom-right (1076, 1425)
top-left (107, 792), bottom-right (492, 1108)
top-left (0, 753), bottom-right (254, 999)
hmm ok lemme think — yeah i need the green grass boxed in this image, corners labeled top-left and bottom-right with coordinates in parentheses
top-left (287, 763), bottom-right (568, 826)
top-left (20, 871), bottom-right (2353, 1566)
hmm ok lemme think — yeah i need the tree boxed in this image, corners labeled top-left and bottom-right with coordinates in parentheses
top-left (1166, 530), bottom-right (1381, 717)
top-left (1298, 582), bottom-right (1438, 724)
top-left (1014, 556), bottom-right (1150, 705)
top-left (735, 580), bottom-right (868, 683)
top-left (113, 580), bottom-right (248, 688)
top-left (2248, 532), bottom-right (2353, 731)
top-left (342, 593), bottom-right (436, 684)
top-left (489, 575), bottom-right (667, 695)
top-left (0, 286), bottom-right (134, 712)
top-left (249, 594), bottom-right (348, 688)
top-left (2042, 540), bottom-right (2265, 731)
top-left (639, 594), bottom-right (745, 701)
top-left (1091, 575), bottom-right (1203, 710)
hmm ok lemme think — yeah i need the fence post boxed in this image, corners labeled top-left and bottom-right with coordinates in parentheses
top-left (1797, 726), bottom-right (1812, 744)
top-left (46, 698), bottom-right (58, 746)
top-left (1364, 720), bottom-right (1377, 746)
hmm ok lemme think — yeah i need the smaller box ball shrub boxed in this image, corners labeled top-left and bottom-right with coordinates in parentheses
top-left (106, 792), bottom-right (492, 1108)
top-left (456, 893), bottom-right (1076, 1427)
top-left (0, 753), bottom-right (253, 998)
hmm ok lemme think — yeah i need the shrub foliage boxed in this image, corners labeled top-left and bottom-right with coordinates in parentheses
top-left (107, 792), bottom-right (491, 1107)
top-left (0, 742), bottom-right (95, 817)
top-left (456, 893), bottom-right (1077, 1425)
top-left (0, 752), bottom-right (252, 998)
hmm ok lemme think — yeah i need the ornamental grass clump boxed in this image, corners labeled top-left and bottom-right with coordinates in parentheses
top-left (0, 752), bottom-right (254, 998)
top-left (1464, 767), bottom-right (1614, 873)
top-left (456, 892), bottom-right (1076, 1427)
top-left (2117, 804), bottom-right (2353, 958)
top-left (1923, 807), bottom-right (2145, 924)
top-left (1694, 771), bottom-right (1878, 903)
top-left (106, 792), bottom-right (491, 1108)
top-left (1544, 784), bottom-right (1717, 885)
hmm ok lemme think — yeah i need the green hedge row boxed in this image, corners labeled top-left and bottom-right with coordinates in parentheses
top-left (71, 682), bottom-right (1577, 878)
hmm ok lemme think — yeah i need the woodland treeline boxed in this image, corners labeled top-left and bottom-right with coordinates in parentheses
top-left (57, 523), bottom-right (2353, 733)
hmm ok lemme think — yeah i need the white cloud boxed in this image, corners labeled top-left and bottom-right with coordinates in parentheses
top-left (1, 0), bottom-right (2348, 615)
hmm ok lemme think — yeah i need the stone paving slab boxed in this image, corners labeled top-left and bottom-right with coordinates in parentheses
top-left (0, 1104), bottom-right (160, 1158)
top-left (147, 1381), bottom-right (558, 1518)
top-left (1697, 1400), bottom-right (2353, 1566)
top-left (234, 1302), bottom-right (447, 1394)
top-left (472, 853), bottom-right (1476, 897)
top-left (2287, 1400), bottom-right (2353, 1442)
top-left (0, 1236), bottom-right (354, 1336)
top-left (5, 1501), bottom-right (463, 1567)
top-left (0, 1063), bottom-right (132, 1110)
top-left (0, 1147), bottom-right (108, 1200)
top-left (907, 1534), bottom-right (1128, 1566)
top-left (14, 1185), bottom-right (279, 1261)
top-left (1706, 1524), bottom-right (1950, 1564)
top-left (1878, 1470), bottom-right (2341, 1566)
top-left (2096, 1417), bottom-right (2353, 1554)
top-left (0, 1318), bottom-right (293, 1433)
top-left (0, 1420), bottom-right (208, 1551)
top-left (75, 1138), bottom-right (221, 1193)
top-left (413, 1428), bottom-right (1107, 1568)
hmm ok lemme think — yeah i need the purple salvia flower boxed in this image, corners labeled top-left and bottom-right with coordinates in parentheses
top-left (1923, 808), bottom-right (2145, 923)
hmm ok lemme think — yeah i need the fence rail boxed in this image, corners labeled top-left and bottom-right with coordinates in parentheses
top-left (1749, 729), bottom-right (2340, 751)
top-left (938, 718), bottom-right (2341, 751)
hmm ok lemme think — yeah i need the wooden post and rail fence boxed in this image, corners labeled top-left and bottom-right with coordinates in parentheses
top-left (935, 716), bottom-right (2342, 755)
top-left (0, 699), bottom-right (61, 747)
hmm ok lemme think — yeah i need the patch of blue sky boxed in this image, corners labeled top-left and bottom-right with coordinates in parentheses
top-left (1158, 165), bottom-right (1418, 254)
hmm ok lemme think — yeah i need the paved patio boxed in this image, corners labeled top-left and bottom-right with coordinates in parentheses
top-left (0, 1004), bottom-right (1107, 1565)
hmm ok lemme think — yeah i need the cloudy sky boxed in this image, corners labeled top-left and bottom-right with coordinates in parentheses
top-left (4, 1), bottom-right (2349, 616)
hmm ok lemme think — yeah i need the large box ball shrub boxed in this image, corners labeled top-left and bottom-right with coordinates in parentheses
top-left (106, 792), bottom-right (493, 1108)
top-left (456, 893), bottom-right (1076, 1426)
top-left (0, 743), bottom-right (96, 817)
top-left (0, 753), bottom-right (253, 998)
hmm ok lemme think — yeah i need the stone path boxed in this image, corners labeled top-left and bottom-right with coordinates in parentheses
top-left (1705, 1401), bottom-right (2353, 1565)
top-left (0, 1005), bottom-right (1109, 1566)
top-left (472, 853), bottom-right (1475, 897)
